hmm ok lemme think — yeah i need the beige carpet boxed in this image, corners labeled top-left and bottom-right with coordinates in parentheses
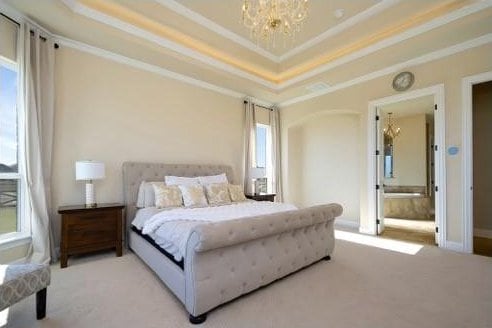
top-left (3, 236), bottom-right (492, 328)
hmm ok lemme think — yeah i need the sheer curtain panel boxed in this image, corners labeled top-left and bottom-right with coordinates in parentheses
top-left (243, 101), bottom-right (256, 195)
top-left (21, 23), bottom-right (56, 264)
top-left (270, 107), bottom-right (283, 201)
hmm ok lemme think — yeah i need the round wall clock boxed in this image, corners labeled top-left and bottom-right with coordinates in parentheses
top-left (392, 71), bottom-right (414, 91)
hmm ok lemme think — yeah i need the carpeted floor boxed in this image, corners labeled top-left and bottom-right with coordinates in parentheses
top-left (3, 234), bottom-right (492, 328)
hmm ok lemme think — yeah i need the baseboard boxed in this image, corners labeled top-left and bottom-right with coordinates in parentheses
top-left (335, 219), bottom-right (360, 230)
top-left (358, 226), bottom-right (376, 235)
top-left (443, 240), bottom-right (464, 252)
top-left (473, 228), bottom-right (492, 239)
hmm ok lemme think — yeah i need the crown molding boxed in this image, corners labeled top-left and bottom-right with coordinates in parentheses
top-left (278, 0), bottom-right (400, 61)
top-left (154, 0), bottom-right (279, 63)
top-left (61, 0), bottom-right (278, 89)
top-left (55, 36), bottom-right (246, 99)
top-left (61, 0), bottom-right (490, 91)
top-left (54, 31), bottom-right (492, 110)
top-left (5, 0), bottom-right (490, 109)
top-left (276, 0), bottom-right (492, 89)
top-left (279, 33), bottom-right (492, 107)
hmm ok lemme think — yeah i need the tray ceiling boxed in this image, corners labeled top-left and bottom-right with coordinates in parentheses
top-left (2, 0), bottom-right (491, 104)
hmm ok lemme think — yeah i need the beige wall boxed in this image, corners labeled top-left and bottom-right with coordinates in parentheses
top-left (51, 47), bottom-right (244, 247)
top-left (287, 112), bottom-right (360, 223)
top-left (281, 44), bottom-right (492, 242)
top-left (384, 114), bottom-right (427, 187)
top-left (473, 81), bottom-right (492, 231)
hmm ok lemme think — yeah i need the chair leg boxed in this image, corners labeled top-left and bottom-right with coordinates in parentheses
top-left (36, 288), bottom-right (47, 320)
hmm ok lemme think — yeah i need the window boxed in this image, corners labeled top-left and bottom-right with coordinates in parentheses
top-left (0, 60), bottom-right (21, 237)
top-left (255, 123), bottom-right (271, 193)
top-left (256, 124), bottom-right (268, 168)
top-left (0, 16), bottom-right (27, 241)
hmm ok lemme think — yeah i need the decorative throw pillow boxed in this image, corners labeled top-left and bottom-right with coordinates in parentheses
top-left (165, 176), bottom-right (200, 186)
top-left (137, 181), bottom-right (160, 208)
top-left (198, 173), bottom-right (228, 185)
top-left (228, 184), bottom-right (247, 202)
top-left (204, 183), bottom-right (231, 205)
top-left (152, 182), bottom-right (183, 208)
top-left (178, 185), bottom-right (208, 207)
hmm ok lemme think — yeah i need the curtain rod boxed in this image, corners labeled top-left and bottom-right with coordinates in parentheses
top-left (243, 100), bottom-right (273, 111)
top-left (1, 12), bottom-right (59, 49)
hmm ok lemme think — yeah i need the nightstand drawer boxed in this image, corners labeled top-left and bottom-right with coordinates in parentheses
top-left (67, 223), bottom-right (116, 248)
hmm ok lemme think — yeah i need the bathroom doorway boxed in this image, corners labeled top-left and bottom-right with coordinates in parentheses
top-left (377, 96), bottom-right (436, 245)
top-left (367, 85), bottom-right (446, 247)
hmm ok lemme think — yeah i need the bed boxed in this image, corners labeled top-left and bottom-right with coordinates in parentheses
top-left (122, 162), bottom-right (342, 324)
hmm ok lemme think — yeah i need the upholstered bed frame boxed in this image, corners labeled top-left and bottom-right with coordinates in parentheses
top-left (122, 162), bottom-right (342, 324)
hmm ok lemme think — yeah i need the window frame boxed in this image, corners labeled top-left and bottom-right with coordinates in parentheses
top-left (0, 55), bottom-right (30, 244)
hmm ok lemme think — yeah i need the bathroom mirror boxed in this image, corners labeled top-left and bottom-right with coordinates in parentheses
top-left (384, 134), bottom-right (394, 178)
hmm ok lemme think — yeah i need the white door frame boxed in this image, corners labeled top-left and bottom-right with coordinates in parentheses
top-left (366, 84), bottom-right (446, 247)
top-left (462, 71), bottom-right (492, 253)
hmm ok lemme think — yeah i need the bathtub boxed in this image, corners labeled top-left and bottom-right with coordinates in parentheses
top-left (383, 186), bottom-right (431, 220)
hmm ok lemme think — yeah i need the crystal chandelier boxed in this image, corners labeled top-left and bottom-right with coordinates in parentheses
top-left (242, 0), bottom-right (309, 47)
top-left (384, 113), bottom-right (401, 139)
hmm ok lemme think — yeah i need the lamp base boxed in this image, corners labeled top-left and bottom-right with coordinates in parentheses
top-left (85, 182), bottom-right (96, 208)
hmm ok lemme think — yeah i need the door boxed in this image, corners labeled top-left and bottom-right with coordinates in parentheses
top-left (376, 107), bottom-right (385, 234)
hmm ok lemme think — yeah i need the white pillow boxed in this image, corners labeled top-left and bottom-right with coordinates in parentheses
top-left (165, 176), bottom-right (200, 186)
top-left (178, 185), bottom-right (208, 207)
top-left (198, 173), bottom-right (228, 185)
top-left (204, 183), bottom-right (231, 205)
top-left (152, 183), bottom-right (183, 208)
top-left (136, 181), bottom-right (160, 208)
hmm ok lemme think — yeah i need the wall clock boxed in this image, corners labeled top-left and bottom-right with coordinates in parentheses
top-left (392, 71), bottom-right (414, 91)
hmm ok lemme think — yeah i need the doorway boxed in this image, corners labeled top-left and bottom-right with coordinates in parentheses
top-left (367, 85), bottom-right (446, 247)
top-left (377, 96), bottom-right (436, 245)
top-left (463, 72), bottom-right (492, 256)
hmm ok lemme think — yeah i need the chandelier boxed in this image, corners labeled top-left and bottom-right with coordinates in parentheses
top-left (242, 0), bottom-right (309, 47)
top-left (384, 113), bottom-right (401, 139)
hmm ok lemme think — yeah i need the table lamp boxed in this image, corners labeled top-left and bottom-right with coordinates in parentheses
top-left (75, 161), bottom-right (105, 207)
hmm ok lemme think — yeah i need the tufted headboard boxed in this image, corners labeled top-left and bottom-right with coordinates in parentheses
top-left (122, 162), bottom-right (235, 240)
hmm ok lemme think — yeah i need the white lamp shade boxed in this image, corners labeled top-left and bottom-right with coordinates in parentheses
top-left (75, 161), bottom-right (105, 180)
top-left (250, 167), bottom-right (266, 179)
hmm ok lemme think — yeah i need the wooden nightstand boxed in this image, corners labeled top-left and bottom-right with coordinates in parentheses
top-left (245, 193), bottom-right (276, 202)
top-left (58, 203), bottom-right (125, 268)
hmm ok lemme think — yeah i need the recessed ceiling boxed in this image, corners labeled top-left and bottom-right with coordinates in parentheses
top-left (2, 0), bottom-right (491, 104)
top-left (176, 0), bottom-right (381, 56)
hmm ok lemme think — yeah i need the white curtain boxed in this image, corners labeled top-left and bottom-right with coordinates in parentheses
top-left (270, 107), bottom-right (283, 202)
top-left (21, 23), bottom-right (56, 264)
top-left (243, 101), bottom-right (256, 194)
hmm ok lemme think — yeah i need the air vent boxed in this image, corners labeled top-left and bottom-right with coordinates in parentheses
top-left (306, 82), bottom-right (330, 93)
